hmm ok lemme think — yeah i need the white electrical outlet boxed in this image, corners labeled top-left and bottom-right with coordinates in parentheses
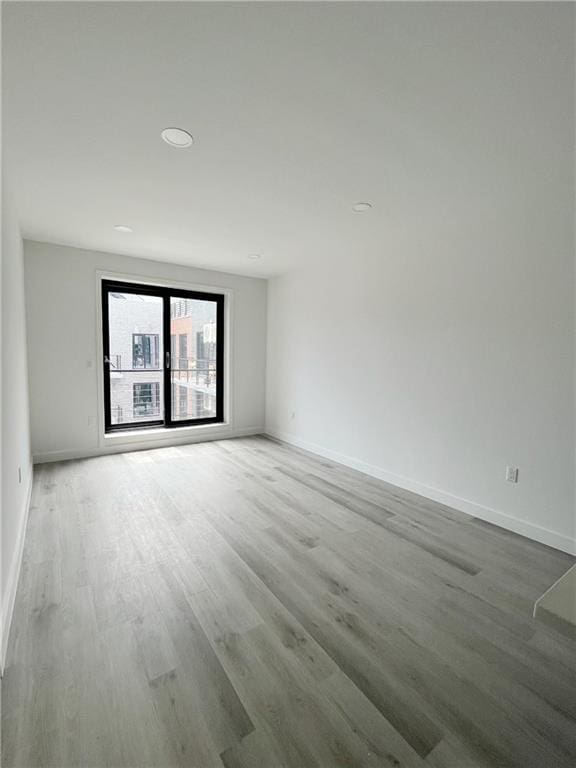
top-left (505, 466), bottom-right (519, 483)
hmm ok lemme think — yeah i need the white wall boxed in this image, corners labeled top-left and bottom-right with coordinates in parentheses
top-left (266, 262), bottom-right (575, 554)
top-left (266, 10), bottom-right (576, 555)
top-left (24, 241), bottom-right (267, 461)
top-left (2, 175), bottom-right (33, 666)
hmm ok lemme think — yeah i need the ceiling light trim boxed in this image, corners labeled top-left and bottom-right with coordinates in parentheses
top-left (161, 127), bottom-right (194, 148)
top-left (352, 202), bottom-right (373, 213)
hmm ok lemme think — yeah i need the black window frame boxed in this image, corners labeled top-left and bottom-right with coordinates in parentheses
top-left (102, 279), bottom-right (225, 433)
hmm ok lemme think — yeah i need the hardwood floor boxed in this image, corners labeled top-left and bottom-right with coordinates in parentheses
top-left (2, 436), bottom-right (575, 767)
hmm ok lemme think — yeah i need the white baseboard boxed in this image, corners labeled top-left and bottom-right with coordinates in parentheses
top-left (33, 426), bottom-right (265, 464)
top-left (265, 429), bottom-right (576, 556)
top-left (2, 465), bottom-right (34, 672)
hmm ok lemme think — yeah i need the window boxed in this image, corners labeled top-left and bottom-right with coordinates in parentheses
top-left (102, 280), bottom-right (224, 432)
top-left (132, 334), bottom-right (159, 369)
top-left (133, 382), bottom-right (160, 417)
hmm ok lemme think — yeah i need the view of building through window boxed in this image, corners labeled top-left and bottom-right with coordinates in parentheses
top-left (108, 292), bottom-right (164, 426)
top-left (106, 291), bottom-right (218, 427)
top-left (170, 297), bottom-right (217, 421)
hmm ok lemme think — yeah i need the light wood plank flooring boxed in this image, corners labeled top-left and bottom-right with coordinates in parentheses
top-left (2, 436), bottom-right (575, 767)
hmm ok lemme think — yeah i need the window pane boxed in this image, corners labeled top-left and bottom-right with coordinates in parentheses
top-left (170, 297), bottom-right (217, 421)
top-left (108, 292), bottom-right (164, 426)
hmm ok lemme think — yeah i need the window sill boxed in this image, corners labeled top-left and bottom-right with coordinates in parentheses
top-left (102, 421), bottom-right (230, 446)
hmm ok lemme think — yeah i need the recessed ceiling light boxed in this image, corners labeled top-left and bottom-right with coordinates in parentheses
top-left (161, 127), bottom-right (194, 148)
top-left (247, 253), bottom-right (261, 260)
top-left (352, 202), bottom-right (373, 213)
top-left (114, 224), bottom-right (133, 233)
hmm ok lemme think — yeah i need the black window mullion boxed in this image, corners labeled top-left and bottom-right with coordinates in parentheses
top-left (163, 291), bottom-right (172, 427)
top-left (216, 293), bottom-right (224, 423)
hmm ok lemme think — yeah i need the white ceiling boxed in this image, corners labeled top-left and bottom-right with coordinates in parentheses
top-left (3, 2), bottom-right (569, 277)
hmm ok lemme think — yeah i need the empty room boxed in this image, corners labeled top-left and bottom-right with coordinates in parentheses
top-left (1, 2), bottom-right (575, 766)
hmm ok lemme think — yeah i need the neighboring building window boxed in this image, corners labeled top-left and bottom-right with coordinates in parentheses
top-left (133, 382), bottom-right (160, 416)
top-left (196, 330), bottom-right (205, 360)
top-left (179, 334), bottom-right (188, 369)
top-left (174, 299), bottom-right (185, 318)
top-left (133, 334), bottom-right (159, 369)
top-left (179, 385), bottom-right (187, 417)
